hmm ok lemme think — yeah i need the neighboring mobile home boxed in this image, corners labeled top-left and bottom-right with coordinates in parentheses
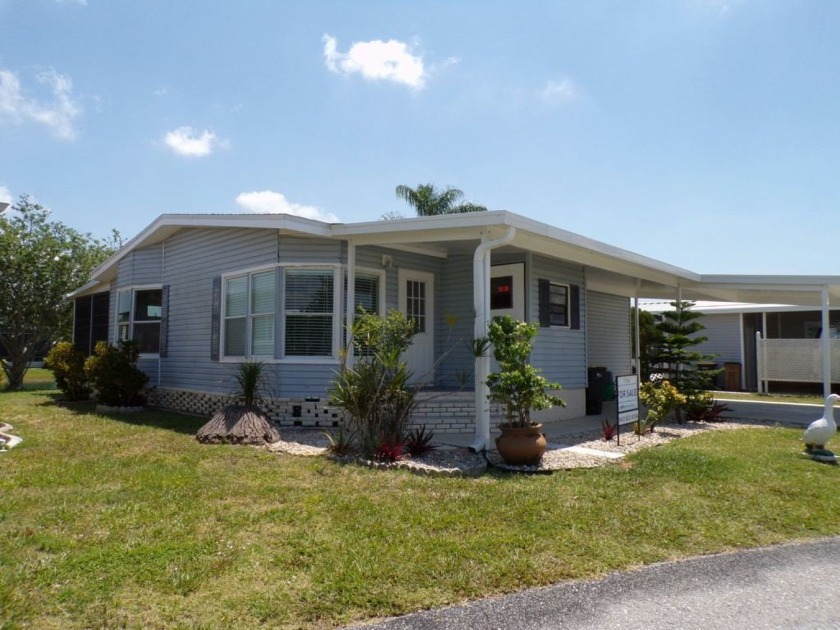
top-left (643, 301), bottom-right (840, 393)
top-left (70, 211), bottom-right (840, 449)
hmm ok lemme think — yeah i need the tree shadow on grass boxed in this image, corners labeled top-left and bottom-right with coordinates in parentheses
top-left (37, 396), bottom-right (207, 436)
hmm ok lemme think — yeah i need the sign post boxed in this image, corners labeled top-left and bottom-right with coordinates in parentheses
top-left (615, 374), bottom-right (639, 446)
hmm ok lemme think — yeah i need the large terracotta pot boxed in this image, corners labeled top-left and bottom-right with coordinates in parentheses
top-left (495, 423), bottom-right (547, 466)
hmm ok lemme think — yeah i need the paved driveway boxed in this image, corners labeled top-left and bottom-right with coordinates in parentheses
top-left (357, 537), bottom-right (840, 629)
top-left (721, 399), bottom-right (825, 427)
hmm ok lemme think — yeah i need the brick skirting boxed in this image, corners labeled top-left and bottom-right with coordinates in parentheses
top-left (146, 387), bottom-right (502, 434)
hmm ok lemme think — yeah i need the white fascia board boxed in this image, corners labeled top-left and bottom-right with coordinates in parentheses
top-left (337, 210), bottom-right (702, 286)
top-left (66, 280), bottom-right (109, 299)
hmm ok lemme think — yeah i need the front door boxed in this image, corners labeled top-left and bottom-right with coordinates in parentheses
top-left (490, 263), bottom-right (525, 320)
top-left (399, 269), bottom-right (434, 385)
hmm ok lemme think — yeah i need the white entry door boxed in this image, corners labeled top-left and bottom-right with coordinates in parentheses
top-left (399, 269), bottom-right (435, 385)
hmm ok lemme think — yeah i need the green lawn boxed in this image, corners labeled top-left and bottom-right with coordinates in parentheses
top-left (2, 371), bottom-right (839, 629)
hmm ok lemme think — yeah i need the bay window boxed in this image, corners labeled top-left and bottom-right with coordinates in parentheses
top-left (284, 268), bottom-right (336, 357)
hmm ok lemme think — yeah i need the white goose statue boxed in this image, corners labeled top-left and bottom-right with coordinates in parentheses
top-left (803, 393), bottom-right (840, 453)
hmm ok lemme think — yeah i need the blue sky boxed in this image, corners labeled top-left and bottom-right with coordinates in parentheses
top-left (1, 0), bottom-right (838, 275)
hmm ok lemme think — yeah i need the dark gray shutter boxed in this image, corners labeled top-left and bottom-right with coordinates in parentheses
top-left (159, 285), bottom-right (170, 358)
top-left (210, 276), bottom-right (221, 361)
top-left (538, 279), bottom-right (550, 327)
top-left (570, 284), bottom-right (580, 330)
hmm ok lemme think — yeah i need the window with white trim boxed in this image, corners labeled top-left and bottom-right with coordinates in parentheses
top-left (117, 288), bottom-right (162, 354)
top-left (284, 268), bottom-right (335, 357)
top-left (223, 270), bottom-right (276, 358)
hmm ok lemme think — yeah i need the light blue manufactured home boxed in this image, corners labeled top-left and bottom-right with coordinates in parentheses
top-left (70, 211), bottom-right (840, 448)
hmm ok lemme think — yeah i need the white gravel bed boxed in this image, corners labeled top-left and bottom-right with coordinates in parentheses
top-left (265, 420), bottom-right (776, 475)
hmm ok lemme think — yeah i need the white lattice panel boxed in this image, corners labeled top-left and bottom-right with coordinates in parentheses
top-left (759, 338), bottom-right (840, 382)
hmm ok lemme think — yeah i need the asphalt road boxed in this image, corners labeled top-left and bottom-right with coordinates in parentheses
top-left (357, 537), bottom-right (840, 629)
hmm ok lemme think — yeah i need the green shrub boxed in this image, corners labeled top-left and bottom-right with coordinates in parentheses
top-left (330, 310), bottom-right (417, 458)
top-left (44, 341), bottom-right (91, 401)
top-left (84, 341), bottom-right (149, 407)
top-left (638, 379), bottom-right (686, 433)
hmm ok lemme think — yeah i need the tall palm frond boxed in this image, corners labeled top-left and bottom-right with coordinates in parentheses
top-left (395, 183), bottom-right (486, 216)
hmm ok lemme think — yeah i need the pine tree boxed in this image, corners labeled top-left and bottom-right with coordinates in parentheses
top-left (650, 300), bottom-right (717, 422)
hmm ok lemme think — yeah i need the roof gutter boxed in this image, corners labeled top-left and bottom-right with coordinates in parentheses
top-left (471, 226), bottom-right (517, 453)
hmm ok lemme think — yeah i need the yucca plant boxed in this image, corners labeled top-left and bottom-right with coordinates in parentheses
top-left (330, 310), bottom-right (417, 459)
top-left (232, 361), bottom-right (266, 408)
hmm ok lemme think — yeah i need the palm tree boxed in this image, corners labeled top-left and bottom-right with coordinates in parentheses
top-left (395, 184), bottom-right (487, 216)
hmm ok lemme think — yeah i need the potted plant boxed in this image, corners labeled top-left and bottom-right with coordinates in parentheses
top-left (486, 316), bottom-right (565, 465)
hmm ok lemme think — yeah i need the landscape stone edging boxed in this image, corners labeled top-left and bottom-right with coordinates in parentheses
top-left (327, 453), bottom-right (487, 478)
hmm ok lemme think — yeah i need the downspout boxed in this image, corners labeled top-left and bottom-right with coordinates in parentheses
top-left (470, 226), bottom-right (517, 453)
top-left (346, 241), bottom-right (356, 368)
top-left (821, 285), bottom-right (831, 398)
top-left (158, 241), bottom-right (165, 388)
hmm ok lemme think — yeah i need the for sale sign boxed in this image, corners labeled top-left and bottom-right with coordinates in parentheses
top-left (616, 375), bottom-right (639, 424)
top-left (615, 375), bottom-right (639, 446)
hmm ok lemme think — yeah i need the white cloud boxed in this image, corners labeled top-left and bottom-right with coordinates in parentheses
top-left (163, 126), bottom-right (227, 157)
top-left (0, 68), bottom-right (82, 139)
top-left (0, 186), bottom-right (11, 205)
top-left (323, 34), bottom-right (426, 90)
top-left (538, 78), bottom-right (577, 104)
top-left (235, 190), bottom-right (339, 223)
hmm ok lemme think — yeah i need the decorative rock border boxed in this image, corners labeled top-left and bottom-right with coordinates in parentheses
top-left (329, 450), bottom-right (488, 478)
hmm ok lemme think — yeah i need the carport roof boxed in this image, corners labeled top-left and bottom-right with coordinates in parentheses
top-left (69, 210), bottom-right (840, 306)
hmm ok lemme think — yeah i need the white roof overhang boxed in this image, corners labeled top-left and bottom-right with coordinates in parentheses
top-left (73, 210), bottom-right (840, 308)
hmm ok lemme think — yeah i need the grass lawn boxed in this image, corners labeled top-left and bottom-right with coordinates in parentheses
top-left (2, 370), bottom-right (839, 629)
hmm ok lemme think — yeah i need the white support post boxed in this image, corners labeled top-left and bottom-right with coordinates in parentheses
top-left (346, 241), bottom-right (356, 367)
top-left (755, 331), bottom-right (764, 394)
top-left (633, 291), bottom-right (641, 377)
top-left (470, 227), bottom-right (516, 453)
top-left (821, 285), bottom-right (831, 398)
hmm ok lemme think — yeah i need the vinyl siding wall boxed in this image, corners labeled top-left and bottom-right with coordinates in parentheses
top-left (586, 291), bottom-right (632, 377)
top-left (695, 313), bottom-right (742, 364)
top-left (107, 230), bottom-right (449, 398)
top-left (105, 229), bottom-right (600, 399)
top-left (529, 254), bottom-right (587, 389)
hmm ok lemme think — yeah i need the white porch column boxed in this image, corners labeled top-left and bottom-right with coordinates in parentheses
top-left (821, 285), bottom-right (831, 398)
top-left (471, 227), bottom-right (516, 453)
top-left (633, 280), bottom-right (641, 376)
top-left (346, 241), bottom-right (356, 366)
